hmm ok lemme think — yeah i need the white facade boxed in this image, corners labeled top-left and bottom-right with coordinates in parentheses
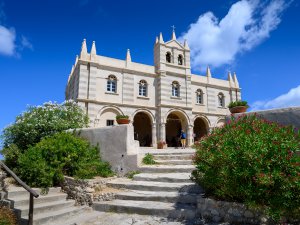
top-left (65, 31), bottom-right (241, 147)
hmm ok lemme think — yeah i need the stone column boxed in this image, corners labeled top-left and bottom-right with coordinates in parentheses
top-left (187, 125), bottom-right (193, 147)
top-left (152, 124), bottom-right (157, 148)
top-left (160, 123), bottom-right (166, 143)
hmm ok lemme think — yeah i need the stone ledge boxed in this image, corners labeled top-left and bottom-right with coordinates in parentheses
top-left (61, 176), bottom-right (117, 206)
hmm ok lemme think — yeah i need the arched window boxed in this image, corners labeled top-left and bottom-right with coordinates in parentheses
top-left (166, 52), bottom-right (171, 63)
top-left (107, 75), bottom-right (117, 93)
top-left (196, 89), bottom-right (203, 104)
top-left (178, 54), bottom-right (183, 65)
top-left (172, 81), bottom-right (180, 97)
top-left (218, 92), bottom-right (225, 107)
top-left (139, 80), bottom-right (147, 97)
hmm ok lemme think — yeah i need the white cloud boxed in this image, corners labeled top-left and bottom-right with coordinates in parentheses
top-left (179, 0), bottom-right (290, 71)
top-left (251, 85), bottom-right (300, 111)
top-left (0, 25), bottom-right (16, 56)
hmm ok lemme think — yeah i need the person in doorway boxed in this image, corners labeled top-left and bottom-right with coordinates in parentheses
top-left (180, 130), bottom-right (186, 149)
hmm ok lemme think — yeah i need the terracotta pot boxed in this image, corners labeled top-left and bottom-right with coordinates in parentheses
top-left (229, 106), bottom-right (248, 114)
top-left (116, 118), bottom-right (130, 124)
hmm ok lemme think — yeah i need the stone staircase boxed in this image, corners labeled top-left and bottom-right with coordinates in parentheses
top-left (93, 148), bottom-right (203, 221)
top-left (6, 186), bottom-right (99, 225)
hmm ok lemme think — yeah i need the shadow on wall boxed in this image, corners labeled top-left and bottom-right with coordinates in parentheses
top-left (73, 125), bottom-right (139, 176)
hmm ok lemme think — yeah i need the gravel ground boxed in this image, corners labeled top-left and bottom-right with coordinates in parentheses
top-left (81, 212), bottom-right (231, 225)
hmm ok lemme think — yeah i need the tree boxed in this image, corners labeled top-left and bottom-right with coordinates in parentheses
top-left (1, 100), bottom-right (89, 168)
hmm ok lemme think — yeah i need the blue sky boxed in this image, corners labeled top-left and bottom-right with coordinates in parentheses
top-left (0, 0), bottom-right (299, 141)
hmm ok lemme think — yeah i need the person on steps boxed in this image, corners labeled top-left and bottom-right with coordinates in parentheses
top-left (180, 130), bottom-right (186, 149)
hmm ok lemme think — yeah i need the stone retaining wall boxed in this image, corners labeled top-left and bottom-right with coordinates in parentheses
top-left (227, 107), bottom-right (300, 129)
top-left (0, 166), bottom-right (9, 207)
top-left (61, 176), bottom-right (116, 206)
top-left (197, 197), bottom-right (268, 224)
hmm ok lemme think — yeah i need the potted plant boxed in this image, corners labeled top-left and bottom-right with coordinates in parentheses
top-left (228, 100), bottom-right (249, 114)
top-left (116, 115), bottom-right (130, 124)
top-left (157, 140), bottom-right (167, 149)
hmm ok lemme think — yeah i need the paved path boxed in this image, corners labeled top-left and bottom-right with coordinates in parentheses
top-left (81, 212), bottom-right (230, 225)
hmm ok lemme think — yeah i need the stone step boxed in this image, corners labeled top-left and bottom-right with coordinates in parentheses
top-left (55, 210), bottom-right (102, 225)
top-left (7, 187), bottom-right (61, 199)
top-left (153, 154), bottom-right (193, 160)
top-left (156, 159), bottom-right (193, 165)
top-left (10, 192), bottom-right (68, 208)
top-left (20, 205), bottom-right (90, 225)
top-left (93, 200), bottom-right (196, 220)
top-left (115, 190), bottom-right (198, 204)
top-left (139, 148), bottom-right (195, 155)
top-left (107, 179), bottom-right (202, 193)
top-left (133, 173), bottom-right (192, 183)
top-left (139, 165), bottom-right (195, 173)
top-left (16, 200), bottom-right (75, 217)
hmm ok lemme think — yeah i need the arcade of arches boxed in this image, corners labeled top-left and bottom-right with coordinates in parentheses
top-left (132, 110), bottom-right (211, 147)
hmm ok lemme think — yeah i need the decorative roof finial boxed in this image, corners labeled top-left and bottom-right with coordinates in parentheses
top-left (159, 32), bottom-right (164, 43)
top-left (233, 72), bottom-right (239, 88)
top-left (228, 71), bottom-right (233, 86)
top-left (206, 66), bottom-right (212, 77)
top-left (126, 49), bottom-right (131, 63)
top-left (184, 39), bottom-right (190, 50)
top-left (80, 38), bottom-right (87, 59)
top-left (91, 41), bottom-right (96, 55)
top-left (171, 25), bottom-right (176, 40)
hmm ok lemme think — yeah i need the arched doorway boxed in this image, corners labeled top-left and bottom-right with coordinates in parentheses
top-left (166, 111), bottom-right (188, 147)
top-left (133, 112), bottom-right (152, 147)
top-left (193, 117), bottom-right (208, 142)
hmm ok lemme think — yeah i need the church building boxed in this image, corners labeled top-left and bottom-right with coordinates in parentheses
top-left (65, 30), bottom-right (241, 147)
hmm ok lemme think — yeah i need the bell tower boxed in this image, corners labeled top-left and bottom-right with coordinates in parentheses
top-left (154, 28), bottom-right (191, 75)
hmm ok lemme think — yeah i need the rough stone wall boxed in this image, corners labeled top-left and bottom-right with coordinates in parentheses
top-left (197, 197), bottom-right (268, 224)
top-left (0, 166), bottom-right (9, 207)
top-left (61, 176), bottom-right (116, 206)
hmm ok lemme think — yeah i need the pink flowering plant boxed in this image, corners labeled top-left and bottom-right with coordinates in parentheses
top-left (192, 114), bottom-right (300, 222)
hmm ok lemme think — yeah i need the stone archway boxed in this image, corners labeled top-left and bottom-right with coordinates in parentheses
top-left (165, 111), bottom-right (188, 147)
top-left (95, 107), bottom-right (122, 127)
top-left (133, 112), bottom-right (152, 147)
top-left (193, 117), bottom-right (209, 142)
top-left (216, 118), bottom-right (226, 127)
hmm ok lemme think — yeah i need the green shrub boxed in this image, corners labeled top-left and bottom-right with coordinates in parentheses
top-left (228, 100), bottom-right (249, 108)
top-left (0, 206), bottom-right (17, 225)
top-left (1, 100), bottom-right (89, 169)
top-left (192, 114), bottom-right (300, 222)
top-left (116, 115), bottom-right (129, 120)
top-left (17, 132), bottom-right (114, 188)
top-left (125, 171), bottom-right (140, 179)
top-left (142, 153), bottom-right (156, 165)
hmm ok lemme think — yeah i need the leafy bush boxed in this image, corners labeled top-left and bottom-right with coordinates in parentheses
top-left (116, 115), bottom-right (129, 120)
top-left (1, 100), bottom-right (89, 168)
top-left (17, 132), bottom-right (114, 188)
top-left (125, 171), bottom-right (140, 179)
top-left (142, 153), bottom-right (156, 165)
top-left (192, 114), bottom-right (300, 222)
top-left (0, 206), bottom-right (17, 225)
top-left (228, 100), bottom-right (249, 108)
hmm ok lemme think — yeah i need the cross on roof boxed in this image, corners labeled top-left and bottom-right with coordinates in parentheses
top-left (171, 25), bottom-right (176, 32)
